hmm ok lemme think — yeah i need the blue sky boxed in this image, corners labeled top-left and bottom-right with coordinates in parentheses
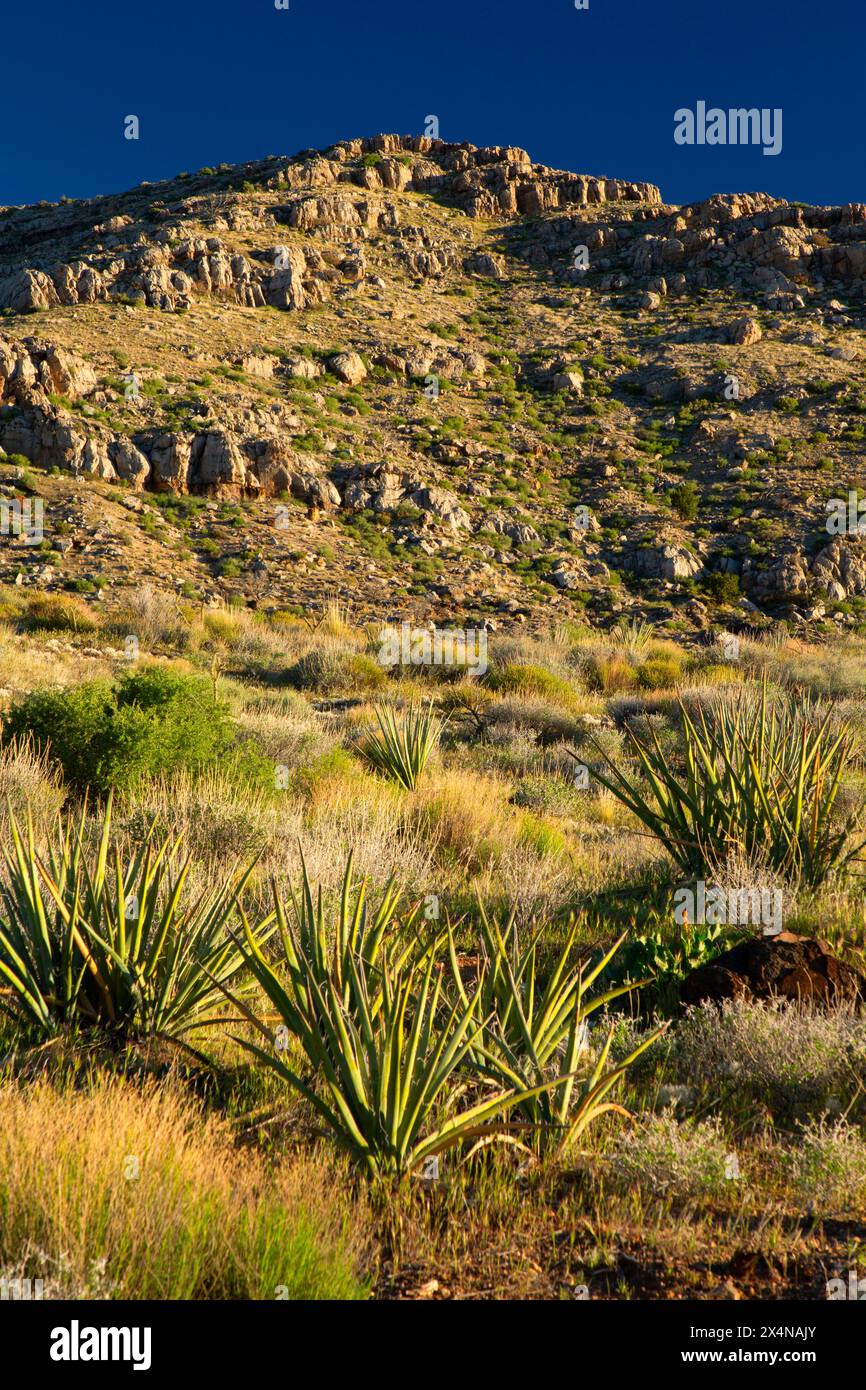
top-left (3, 0), bottom-right (863, 208)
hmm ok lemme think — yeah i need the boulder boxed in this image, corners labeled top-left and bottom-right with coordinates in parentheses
top-left (681, 932), bottom-right (866, 1009)
top-left (727, 316), bottom-right (763, 346)
top-left (464, 251), bottom-right (507, 279)
top-left (552, 369), bottom-right (584, 395)
top-left (328, 351), bottom-right (367, 385)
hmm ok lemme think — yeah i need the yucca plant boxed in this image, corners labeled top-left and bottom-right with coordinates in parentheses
top-left (0, 796), bottom-right (272, 1042)
top-left (589, 683), bottom-right (864, 887)
top-left (357, 702), bottom-right (443, 791)
top-left (610, 617), bottom-right (655, 653)
top-left (268, 849), bottom-right (431, 1028)
top-left (451, 906), bottom-right (666, 1157)
top-left (225, 924), bottom-right (568, 1178)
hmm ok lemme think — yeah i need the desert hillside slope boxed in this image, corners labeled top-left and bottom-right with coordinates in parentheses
top-left (1, 133), bottom-right (865, 637)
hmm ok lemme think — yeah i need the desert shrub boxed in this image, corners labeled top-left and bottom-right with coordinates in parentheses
top-left (516, 810), bottom-right (569, 859)
top-left (637, 656), bottom-right (684, 690)
top-left (671, 999), bottom-right (866, 1121)
top-left (586, 654), bottom-right (638, 693)
top-left (786, 1120), bottom-right (866, 1214)
top-left (485, 696), bottom-right (586, 745)
top-left (608, 1113), bottom-right (734, 1200)
top-left (3, 666), bottom-right (235, 795)
top-left (512, 772), bottom-right (586, 817)
top-left (489, 663), bottom-right (580, 710)
top-left (701, 572), bottom-right (740, 604)
top-left (0, 735), bottom-right (65, 828)
top-left (112, 584), bottom-right (193, 651)
top-left (19, 593), bottom-right (98, 634)
top-left (285, 646), bottom-right (386, 695)
top-left (668, 480), bottom-right (699, 521)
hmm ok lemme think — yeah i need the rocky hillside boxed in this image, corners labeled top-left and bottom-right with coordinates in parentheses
top-left (1, 133), bottom-right (865, 636)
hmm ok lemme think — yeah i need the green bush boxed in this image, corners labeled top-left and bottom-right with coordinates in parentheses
top-left (701, 572), bottom-right (741, 604)
top-left (668, 481), bottom-right (699, 521)
top-left (637, 655), bottom-right (684, 690)
top-left (488, 662), bottom-right (580, 710)
top-left (3, 666), bottom-right (234, 795)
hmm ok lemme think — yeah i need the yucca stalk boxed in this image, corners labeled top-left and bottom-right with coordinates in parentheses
top-left (357, 702), bottom-right (443, 791)
top-left (588, 682), bottom-right (864, 887)
top-left (451, 906), bottom-right (666, 1155)
top-left (0, 796), bottom-right (272, 1041)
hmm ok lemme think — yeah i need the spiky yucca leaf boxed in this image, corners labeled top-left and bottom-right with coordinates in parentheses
top-left (357, 702), bottom-right (443, 791)
top-left (610, 617), bottom-right (655, 653)
top-left (268, 848), bottom-right (430, 1028)
top-left (588, 682), bottom-right (864, 887)
top-left (223, 862), bottom-right (575, 1178)
top-left (0, 795), bottom-right (271, 1041)
top-left (451, 905), bottom-right (665, 1153)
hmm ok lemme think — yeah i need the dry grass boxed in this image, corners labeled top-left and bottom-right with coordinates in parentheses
top-left (0, 1074), bottom-right (370, 1300)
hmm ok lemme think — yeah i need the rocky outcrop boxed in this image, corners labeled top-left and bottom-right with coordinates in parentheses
top-left (628, 543), bottom-right (705, 582)
top-left (0, 336), bottom-right (97, 403)
top-left (0, 136), bottom-right (662, 317)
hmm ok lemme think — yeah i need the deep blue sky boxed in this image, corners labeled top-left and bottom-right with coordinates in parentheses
top-left (3, 0), bottom-right (863, 209)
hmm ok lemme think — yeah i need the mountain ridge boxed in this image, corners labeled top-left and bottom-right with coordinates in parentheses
top-left (1, 133), bottom-right (865, 639)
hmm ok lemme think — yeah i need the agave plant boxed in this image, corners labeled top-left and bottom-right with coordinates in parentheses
top-left (226, 920), bottom-right (566, 1178)
top-left (0, 796), bottom-right (272, 1042)
top-left (589, 683), bottom-right (864, 887)
top-left (357, 702), bottom-right (443, 791)
top-left (451, 906), bottom-right (666, 1157)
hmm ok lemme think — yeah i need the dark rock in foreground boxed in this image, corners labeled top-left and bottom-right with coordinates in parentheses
top-left (681, 931), bottom-right (866, 1009)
